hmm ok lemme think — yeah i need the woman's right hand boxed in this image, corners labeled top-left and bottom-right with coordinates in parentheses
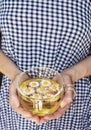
top-left (9, 74), bottom-right (40, 124)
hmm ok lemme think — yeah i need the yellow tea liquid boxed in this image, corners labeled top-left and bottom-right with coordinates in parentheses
top-left (17, 78), bottom-right (64, 116)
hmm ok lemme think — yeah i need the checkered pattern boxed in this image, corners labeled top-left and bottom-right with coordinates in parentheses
top-left (0, 0), bottom-right (91, 130)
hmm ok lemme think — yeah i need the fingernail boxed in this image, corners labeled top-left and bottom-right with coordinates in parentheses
top-left (26, 113), bottom-right (32, 117)
top-left (12, 97), bottom-right (19, 107)
top-left (15, 101), bottom-right (20, 108)
top-left (60, 101), bottom-right (67, 108)
top-left (44, 117), bottom-right (49, 120)
top-left (61, 98), bottom-right (72, 108)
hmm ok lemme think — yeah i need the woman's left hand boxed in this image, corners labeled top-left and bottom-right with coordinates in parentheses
top-left (39, 71), bottom-right (76, 124)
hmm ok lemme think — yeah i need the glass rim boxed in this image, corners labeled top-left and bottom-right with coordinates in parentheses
top-left (16, 66), bottom-right (64, 101)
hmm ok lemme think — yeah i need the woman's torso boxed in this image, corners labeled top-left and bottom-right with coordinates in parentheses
top-left (0, 1), bottom-right (91, 130)
top-left (0, 0), bottom-right (91, 72)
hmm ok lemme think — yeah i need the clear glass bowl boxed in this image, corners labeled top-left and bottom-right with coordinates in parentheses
top-left (16, 66), bottom-right (64, 116)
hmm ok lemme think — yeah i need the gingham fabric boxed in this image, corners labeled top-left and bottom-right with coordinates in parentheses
top-left (0, 0), bottom-right (91, 130)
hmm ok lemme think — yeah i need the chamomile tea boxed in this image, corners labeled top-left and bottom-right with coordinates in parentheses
top-left (17, 78), bottom-right (64, 116)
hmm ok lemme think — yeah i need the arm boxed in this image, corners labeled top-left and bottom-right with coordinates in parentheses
top-left (40, 55), bottom-right (91, 124)
top-left (0, 50), bottom-right (40, 124)
top-left (0, 50), bottom-right (21, 81)
top-left (63, 55), bottom-right (91, 83)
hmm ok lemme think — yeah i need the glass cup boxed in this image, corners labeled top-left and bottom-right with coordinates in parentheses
top-left (16, 66), bottom-right (64, 116)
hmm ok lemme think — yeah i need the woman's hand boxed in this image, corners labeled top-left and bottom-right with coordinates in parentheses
top-left (9, 69), bottom-right (76, 125)
top-left (39, 71), bottom-right (76, 124)
top-left (9, 73), bottom-right (40, 124)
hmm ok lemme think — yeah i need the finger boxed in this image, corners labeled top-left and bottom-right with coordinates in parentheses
top-left (53, 73), bottom-right (63, 85)
top-left (52, 75), bottom-right (57, 81)
top-left (15, 106), bottom-right (32, 117)
top-left (17, 72), bottom-right (29, 84)
top-left (31, 115), bottom-right (40, 124)
top-left (20, 113), bottom-right (40, 124)
top-left (9, 84), bottom-right (20, 108)
top-left (14, 106), bottom-right (40, 123)
top-left (9, 83), bottom-right (32, 118)
top-left (42, 104), bottom-right (70, 121)
top-left (60, 90), bottom-right (73, 108)
top-left (61, 73), bottom-right (72, 85)
top-left (38, 118), bottom-right (48, 124)
top-left (13, 105), bottom-right (40, 123)
top-left (27, 116), bottom-right (40, 124)
top-left (9, 78), bottom-right (40, 123)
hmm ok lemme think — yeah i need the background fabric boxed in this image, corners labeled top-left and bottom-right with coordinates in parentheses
top-left (0, 0), bottom-right (91, 130)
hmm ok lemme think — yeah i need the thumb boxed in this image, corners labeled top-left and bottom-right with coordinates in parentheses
top-left (9, 83), bottom-right (20, 108)
top-left (60, 90), bottom-right (73, 108)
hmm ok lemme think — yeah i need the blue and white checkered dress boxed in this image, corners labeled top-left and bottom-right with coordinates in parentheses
top-left (0, 1), bottom-right (91, 130)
